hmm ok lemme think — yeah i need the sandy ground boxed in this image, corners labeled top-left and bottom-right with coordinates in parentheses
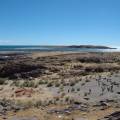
top-left (1, 107), bottom-right (119, 120)
top-left (30, 51), bottom-right (81, 58)
top-left (0, 52), bottom-right (120, 120)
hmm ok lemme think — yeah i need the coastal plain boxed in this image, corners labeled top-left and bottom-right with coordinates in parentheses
top-left (0, 52), bottom-right (120, 120)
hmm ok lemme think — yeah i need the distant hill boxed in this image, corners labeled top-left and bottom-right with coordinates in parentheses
top-left (67, 45), bottom-right (116, 49)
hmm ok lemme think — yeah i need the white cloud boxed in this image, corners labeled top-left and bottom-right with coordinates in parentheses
top-left (0, 40), bottom-right (14, 44)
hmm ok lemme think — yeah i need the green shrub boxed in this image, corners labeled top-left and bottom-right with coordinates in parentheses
top-left (34, 100), bottom-right (42, 108)
top-left (12, 81), bottom-right (20, 87)
top-left (39, 80), bottom-right (48, 85)
top-left (55, 82), bottom-right (60, 87)
top-left (70, 82), bottom-right (75, 86)
top-left (20, 81), bottom-right (36, 88)
top-left (0, 79), bottom-right (5, 85)
top-left (47, 82), bottom-right (53, 87)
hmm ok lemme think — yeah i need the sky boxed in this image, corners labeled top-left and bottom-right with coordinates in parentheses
top-left (0, 0), bottom-right (120, 46)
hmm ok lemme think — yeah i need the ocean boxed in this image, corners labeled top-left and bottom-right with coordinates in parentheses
top-left (0, 45), bottom-right (119, 53)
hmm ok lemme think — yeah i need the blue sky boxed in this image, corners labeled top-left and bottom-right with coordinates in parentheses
top-left (0, 0), bottom-right (120, 46)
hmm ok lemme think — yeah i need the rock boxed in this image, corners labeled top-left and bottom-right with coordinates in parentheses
top-left (0, 105), bottom-right (3, 113)
top-left (99, 111), bottom-right (120, 120)
top-left (15, 88), bottom-right (34, 98)
top-left (0, 99), bottom-right (24, 114)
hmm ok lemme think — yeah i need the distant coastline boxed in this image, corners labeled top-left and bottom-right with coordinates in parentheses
top-left (67, 45), bottom-right (116, 49)
top-left (33, 45), bottom-right (116, 49)
top-left (0, 45), bottom-right (117, 53)
top-left (0, 45), bottom-right (116, 49)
